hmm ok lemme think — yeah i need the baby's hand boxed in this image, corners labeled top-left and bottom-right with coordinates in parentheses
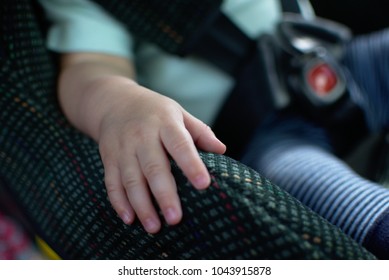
top-left (97, 79), bottom-right (226, 233)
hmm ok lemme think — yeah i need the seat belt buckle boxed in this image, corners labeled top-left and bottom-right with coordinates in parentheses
top-left (271, 13), bottom-right (364, 126)
top-left (303, 56), bottom-right (346, 106)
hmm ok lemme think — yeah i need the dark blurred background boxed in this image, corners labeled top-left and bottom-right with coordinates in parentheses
top-left (310, 0), bottom-right (389, 34)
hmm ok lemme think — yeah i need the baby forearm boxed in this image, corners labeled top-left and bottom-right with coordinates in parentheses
top-left (58, 53), bottom-right (136, 141)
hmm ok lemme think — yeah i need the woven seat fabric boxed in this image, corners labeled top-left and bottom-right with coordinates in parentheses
top-left (0, 0), bottom-right (375, 259)
top-left (92, 0), bottom-right (223, 55)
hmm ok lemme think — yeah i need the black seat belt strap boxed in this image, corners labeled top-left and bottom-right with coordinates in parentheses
top-left (192, 0), bottom-right (315, 76)
top-left (280, 0), bottom-right (315, 18)
top-left (190, 12), bottom-right (275, 158)
top-left (191, 13), bottom-right (255, 76)
top-left (190, 11), bottom-right (279, 158)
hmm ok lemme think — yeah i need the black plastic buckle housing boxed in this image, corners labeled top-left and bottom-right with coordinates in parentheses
top-left (272, 14), bottom-right (366, 127)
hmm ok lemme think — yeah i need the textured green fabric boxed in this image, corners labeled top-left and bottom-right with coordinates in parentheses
top-left (93, 0), bottom-right (223, 55)
top-left (0, 0), bottom-right (376, 259)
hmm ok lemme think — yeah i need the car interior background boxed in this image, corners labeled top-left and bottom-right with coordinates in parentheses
top-left (0, 0), bottom-right (387, 260)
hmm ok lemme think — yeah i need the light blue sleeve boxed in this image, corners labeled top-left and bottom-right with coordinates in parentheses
top-left (38, 0), bottom-right (134, 59)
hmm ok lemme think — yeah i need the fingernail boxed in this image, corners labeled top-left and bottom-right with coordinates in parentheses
top-left (144, 218), bottom-right (159, 233)
top-left (164, 207), bottom-right (179, 224)
top-left (120, 212), bottom-right (132, 224)
top-left (194, 174), bottom-right (210, 189)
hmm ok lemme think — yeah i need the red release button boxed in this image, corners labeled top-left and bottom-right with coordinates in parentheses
top-left (307, 63), bottom-right (338, 96)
